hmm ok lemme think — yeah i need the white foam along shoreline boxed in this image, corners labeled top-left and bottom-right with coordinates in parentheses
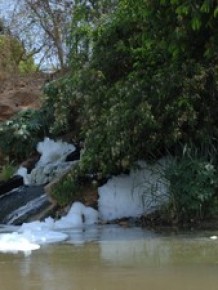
top-left (2, 138), bottom-right (170, 255)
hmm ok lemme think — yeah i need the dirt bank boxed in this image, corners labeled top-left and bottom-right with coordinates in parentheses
top-left (0, 72), bottom-right (48, 121)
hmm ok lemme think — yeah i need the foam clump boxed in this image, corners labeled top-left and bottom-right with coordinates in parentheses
top-left (0, 232), bottom-right (40, 255)
top-left (16, 166), bottom-right (29, 184)
top-left (98, 158), bottom-right (170, 221)
top-left (0, 202), bottom-right (98, 255)
top-left (36, 137), bottom-right (76, 167)
top-left (21, 228), bottom-right (68, 245)
top-left (17, 137), bottom-right (76, 185)
top-left (30, 161), bottom-right (76, 184)
top-left (19, 202), bottom-right (98, 231)
top-left (55, 202), bottom-right (99, 229)
top-left (19, 218), bottom-right (55, 232)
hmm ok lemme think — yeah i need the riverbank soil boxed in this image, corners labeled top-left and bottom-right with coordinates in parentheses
top-left (0, 72), bottom-right (53, 166)
top-left (0, 72), bottom-right (47, 122)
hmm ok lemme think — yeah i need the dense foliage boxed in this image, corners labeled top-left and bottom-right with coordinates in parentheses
top-left (166, 143), bottom-right (218, 222)
top-left (67, 0), bottom-right (218, 219)
top-left (67, 0), bottom-right (218, 175)
top-left (2, 1), bottom-right (218, 221)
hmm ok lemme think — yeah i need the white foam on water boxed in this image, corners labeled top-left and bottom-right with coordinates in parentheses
top-left (54, 202), bottom-right (98, 229)
top-left (0, 232), bottom-right (40, 255)
top-left (21, 229), bottom-right (68, 244)
top-left (98, 159), bottom-right (170, 221)
top-left (12, 137), bottom-right (171, 255)
top-left (0, 202), bottom-right (98, 255)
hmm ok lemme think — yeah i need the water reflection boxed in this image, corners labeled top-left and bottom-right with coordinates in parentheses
top-left (1, 226), bottom-right (218, 290)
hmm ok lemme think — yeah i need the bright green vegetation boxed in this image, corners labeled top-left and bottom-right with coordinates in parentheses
top-left (1, 1), bottom-right (218, 223)
top-left (0, 162), bottom-right (16, 182)
top-left (51, 165), bottom-right (83, 207)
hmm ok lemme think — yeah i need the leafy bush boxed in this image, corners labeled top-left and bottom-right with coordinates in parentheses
top-left (43, 76), bottom-right (81, 136)
top-left (51, 166), bottom-right (83, 206)
top-left (166, 145), bottom-right (218, 223)
top-left (68, 0), bottom-right (218, 179)
top-left (0, 108), bottom-right (52, 161)
top-left (0, 162), bottom-right (16, 182)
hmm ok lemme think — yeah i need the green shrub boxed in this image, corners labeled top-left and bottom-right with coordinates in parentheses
top-left (43, 76), bottom-right (81, 136)
top-left (166, 145), bottom-right (218, 223)
top-left (0, 108), bottom-right (52, 161)
top-left (51, 166), bottom-right (82, 206)
top-left (0, 162), bottom-right (16, 182)
top-left (64, 0), bottom-right (218, 178)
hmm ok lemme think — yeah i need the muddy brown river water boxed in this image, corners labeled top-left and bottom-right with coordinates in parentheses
top-left (0, 225), bottom-right (218, 290)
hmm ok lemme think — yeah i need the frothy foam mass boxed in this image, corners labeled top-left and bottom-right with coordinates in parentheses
top-left (0, 201), bottom-right (98, 255)
top-left (5, 139), bottom-right (170, 255)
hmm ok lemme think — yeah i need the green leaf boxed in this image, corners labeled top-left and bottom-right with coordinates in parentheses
top-left (200, 2), bottom-right (210, 13)
top-left (214, 7), bottom-right (218, 17)
top-left (191, 17), bottom-right (201, 31)
top-left (170, 0), bottom-right (179, 4)
top-left (176, 5), bottom-right (189, 16)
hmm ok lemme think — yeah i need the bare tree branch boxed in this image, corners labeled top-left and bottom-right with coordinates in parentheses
top-left (9, 0), bottom-right (73, 70)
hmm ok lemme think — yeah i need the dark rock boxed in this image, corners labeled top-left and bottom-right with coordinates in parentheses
top-left (4, 194), bottom-right (55, 225)
top-left (21, 154), bottom-right (40, 173)
top-left (0, 175), bottom-right (23, 196)
top-left (65, 145), bottom-right (80, 161)
top-left (0, 185), bottom-right (52, 224)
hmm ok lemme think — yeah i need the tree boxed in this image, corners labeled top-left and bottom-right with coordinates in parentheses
top-left (9, 0), bottom-right (74, 69)
top-left (69, 0), bottom-right (218, 174)
top-left (0, 17), bottom-right (36, 75)
top-left (34, 0), bottom-right (218, 176)
top-left (69, 0), bottom-right (117, 69)
top-left (41, 0), bottom-right (117, 135)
